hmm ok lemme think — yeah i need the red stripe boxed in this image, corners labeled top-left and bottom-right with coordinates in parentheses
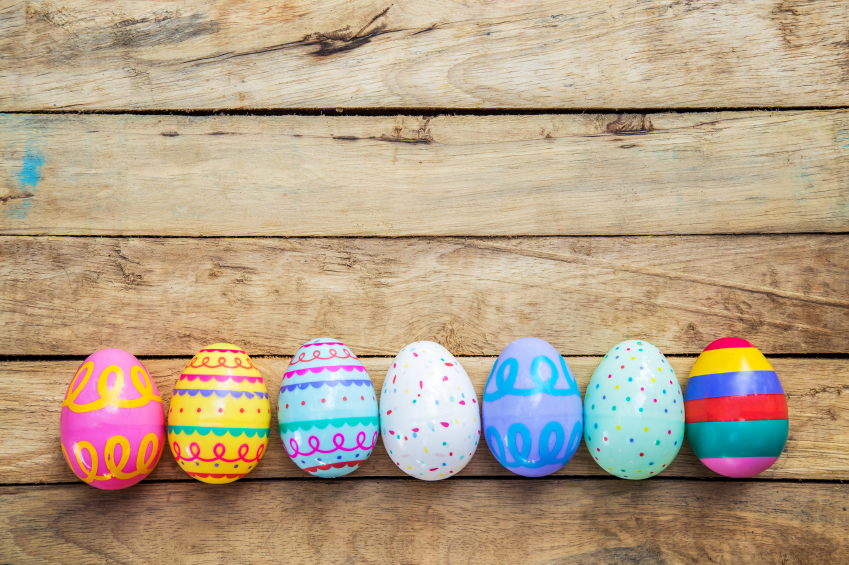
top-left (685, 394), bottom-right (787, 423)
top-left (702, 337), bottom-right (754, 351)
top-left (303, 461), bottom-right (364, 473)
top-left (186, 472), bottom-right (247, 479)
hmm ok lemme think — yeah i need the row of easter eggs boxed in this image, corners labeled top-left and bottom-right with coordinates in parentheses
top-left (60, 337), bottom-right (789, 489)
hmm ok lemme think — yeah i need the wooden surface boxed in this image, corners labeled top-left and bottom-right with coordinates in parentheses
top-left (2, 111), bottom-right (849, 236)
top-left (2, 480), bottom-right (847, 564)
top-left (3, 0), bottom-right (848, 562)
top-left (2, 0), bottom-right (849, 110)
top-left (2, 357), bottom-right (846, 484)
top-left (1, 236), bottom-right (846, 356)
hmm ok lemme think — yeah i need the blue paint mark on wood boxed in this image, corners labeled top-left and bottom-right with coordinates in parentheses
top-left (4, 146), bottom-right (44, 220)
top-left (18, 148), bottom-right (44, 188)
top-left (836, 129), bottom-right (849, 149)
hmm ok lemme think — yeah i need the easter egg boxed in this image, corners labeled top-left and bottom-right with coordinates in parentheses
top-left (685, 337), bottom-right (788, 478)
top-left (380, 341), bottom-right (481, 480)
top-left (584, 340), bottom-right (685, 479)
top-left (483, 337), bottom-right (583, 477)
top-left (60, 349), bottom-right (165, 489)
top-left (278, 338), bottom-right (378, 478)
top-left (168, 343), bottom-right (270, 484)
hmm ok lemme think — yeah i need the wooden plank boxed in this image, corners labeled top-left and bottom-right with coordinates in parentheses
top-left (0, 236), bottom-right (846, 356)
top-left (2, 0), bottom-right (849, 110)
top-left (2, 356), bottom-right (845, 484)
top-left (1, 480), bottom-right (846, 564)
top-left (2, 111), bottom-right (849, 236)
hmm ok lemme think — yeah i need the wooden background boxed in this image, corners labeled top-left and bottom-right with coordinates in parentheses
top-left (1, 0), bottom-right (848, 563)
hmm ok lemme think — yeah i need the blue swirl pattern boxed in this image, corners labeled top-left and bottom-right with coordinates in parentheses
top-left (486, 420), bottom-right (583, 469)
top-left (484, 355), bottom-right (579, 401)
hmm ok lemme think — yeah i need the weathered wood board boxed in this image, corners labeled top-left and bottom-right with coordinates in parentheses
top-left (2, 0), bottom-right (849, 109)
top-left (2, 111), bottom-right (849, 236)
top-left (1, 480), bottom-right (847, 564)
top-left (1, 236), bottom-right (845, 356)
top-left (3, 0), bottom-right (848, 559)
top-left (1, 357), bottom-right (845, 484)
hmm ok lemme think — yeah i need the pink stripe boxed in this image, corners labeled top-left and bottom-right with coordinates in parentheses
top-left (302, 342), bottom-right (345, 347)
top-left (702, 337), bottom-right (754, 351)
top-left (700, 456), bottom-right (779, 478)
top-left (283, 365), bottom-right (365, 379)
top-left (179, 374), bottom-right (263, 384)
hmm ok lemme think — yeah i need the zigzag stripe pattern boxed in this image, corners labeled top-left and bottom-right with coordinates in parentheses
top-left (179, 374), bottom-right (264, 384)
top-left (279, 379), bottom-right (372, 393)
top-left (284, 365), bottom-right (366, 379)
top-left (173, 389), bottom-right (269, 399)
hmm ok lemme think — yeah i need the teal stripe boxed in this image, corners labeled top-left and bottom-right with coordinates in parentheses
top-left (279, 415), bottom-right (379, 434)
top-left (167, 425), bottom-right (269, 438)
top-left (687, 420), bottom-right (788, 459)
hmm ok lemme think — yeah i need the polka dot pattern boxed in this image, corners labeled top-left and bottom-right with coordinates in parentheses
top-left (380, 341), bottom-right (481, 481)
top-left (583, 340), bottom-right (685, 480)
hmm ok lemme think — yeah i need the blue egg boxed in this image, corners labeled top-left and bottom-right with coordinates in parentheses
top-left (482, 337), bottom-right (583, 477)
top-left (278, 338), bottom-right (379, 477)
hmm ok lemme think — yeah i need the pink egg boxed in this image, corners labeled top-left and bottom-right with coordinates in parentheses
top-left (60, 349), bottom-right (166, 489)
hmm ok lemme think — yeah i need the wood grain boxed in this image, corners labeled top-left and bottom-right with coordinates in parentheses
top-left (2, 0), bottom-right (849, 110)
top-left (1, 479), bottom-right (847, 564)
top-left (1, 236), bottom-right (846, 356)
top-left (2, 356), bottom-right (845, 484)
top-left (2, 111), bottom-right (849, 236)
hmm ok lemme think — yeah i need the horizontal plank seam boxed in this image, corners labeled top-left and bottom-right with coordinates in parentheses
top-left (2, 106), bottom-right (849, 117)
top-left (1, 476), bottom-right (846, 488)
top-left (1, 354), bottom-right (848, 362)
top-left (2, 233), bottom-right (849, 239)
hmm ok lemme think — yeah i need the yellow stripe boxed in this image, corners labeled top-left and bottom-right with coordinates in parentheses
top-left (690, 347), bottom-right (773, 377)
top-left (169, 393), bottom-right (270, 428)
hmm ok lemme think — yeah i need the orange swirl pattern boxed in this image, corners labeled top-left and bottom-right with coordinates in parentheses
top-left (62, 433), bottom-right (162, 483)
top-left (63, 361), bottom-right (161, 413)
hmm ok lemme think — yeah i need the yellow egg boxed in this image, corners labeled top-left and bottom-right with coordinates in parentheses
top-left (168, 343), bottom-right (270, 484)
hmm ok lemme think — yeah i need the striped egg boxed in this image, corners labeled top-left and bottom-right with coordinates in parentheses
top-left (278, 338), bottom-right (378, 478)
top-left (685, 337), bottom-right (789, 478)
top-left (168, 343), bottom-right (270, 484)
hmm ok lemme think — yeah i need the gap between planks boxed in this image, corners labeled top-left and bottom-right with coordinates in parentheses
top-left (4, 106), bottom-right (849, 116)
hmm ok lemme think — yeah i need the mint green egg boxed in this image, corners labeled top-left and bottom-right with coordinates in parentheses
top-left (583, 340), bottom-right (685, 479)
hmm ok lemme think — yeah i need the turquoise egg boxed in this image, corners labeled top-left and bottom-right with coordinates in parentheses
top-left (278, 338), bottom-right (379, 478)
top-left (583, 340), bottom-right (685, 479)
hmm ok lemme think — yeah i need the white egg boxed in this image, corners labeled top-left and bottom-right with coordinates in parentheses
top-left (380, 341), bottom-right (481, 480)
